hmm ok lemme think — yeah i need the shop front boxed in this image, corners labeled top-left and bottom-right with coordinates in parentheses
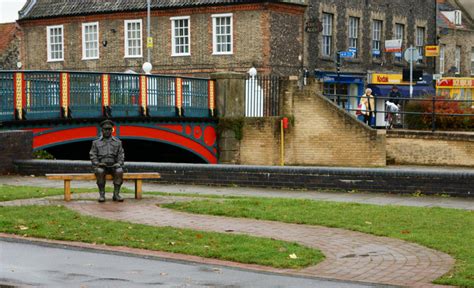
top-left (314, 71), bottom-right (365, 114)
top-left (436, 77), bottom-right (474, 107)
top-left (367, 73), bottom-right (435, 127)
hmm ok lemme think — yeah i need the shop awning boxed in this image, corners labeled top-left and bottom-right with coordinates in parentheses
top-left (367, 84), bottom-right (435, 98)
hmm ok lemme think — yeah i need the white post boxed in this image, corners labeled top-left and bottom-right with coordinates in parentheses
top-left (147, 0), bottom-right (151, 64)
top-left (409, 45), bottom-right (413, 98)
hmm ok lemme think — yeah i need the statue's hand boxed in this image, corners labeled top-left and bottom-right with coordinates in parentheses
top-left (112, 163), bottom-right (121, 168)
top-left (98, 163), bottom-right (107, 168)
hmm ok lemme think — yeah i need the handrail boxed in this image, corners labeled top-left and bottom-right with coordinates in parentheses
top-left (0, 70), bottom-right (215, 121)
top-left (0, 70), bottom-right (211, 80)
top-left (323, 93), bottom-right (474, 132)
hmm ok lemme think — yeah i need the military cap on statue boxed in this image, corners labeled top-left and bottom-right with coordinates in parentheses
top-left (100, 119), bottom-right (115, 128)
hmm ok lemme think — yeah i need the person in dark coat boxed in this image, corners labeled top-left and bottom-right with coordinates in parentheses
top-left (388, 85), bottom-right (402, 105)
top-left (89, 120), bottom-right (125, 203)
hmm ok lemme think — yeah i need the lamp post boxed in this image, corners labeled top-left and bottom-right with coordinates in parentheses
top-left (146, 0), bottom-right (153, 63)
top-left (143, 0), bottom-right (152, 74)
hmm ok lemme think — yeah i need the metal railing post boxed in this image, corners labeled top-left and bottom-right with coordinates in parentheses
top-left (432, 96), bottom-right (436, 132)
top-left (175, 77), bottom-right (182, 116)
top-left (208, 80), bottom-right (215, 117)
top-left (14, 72), bottom-right (25, 120)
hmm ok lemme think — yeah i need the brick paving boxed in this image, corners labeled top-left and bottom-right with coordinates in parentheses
top-left (0, 177), bottom-right (461, 287)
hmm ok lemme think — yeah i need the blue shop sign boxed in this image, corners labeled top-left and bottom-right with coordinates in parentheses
top-left (315, 71), bottom-right (365, 84)
top-left (372, 49), bottom-right (381, 56)
top-left (339, 51), bottom-right (354, 58)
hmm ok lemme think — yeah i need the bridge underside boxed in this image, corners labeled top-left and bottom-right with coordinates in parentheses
top-left (5, 120), bottom-right (218, 164)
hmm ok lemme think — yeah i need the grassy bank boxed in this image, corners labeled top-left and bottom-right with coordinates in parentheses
top-left (164, 197), bottom-right (474, 287)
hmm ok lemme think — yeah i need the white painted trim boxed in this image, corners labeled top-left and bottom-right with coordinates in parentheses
top-left (46, 25), bottom-right (64, 62)
top-left (124, 19), bottom-right (143, 58)
top-left (82, 22), bottom-right (99, 60)
top-left (171, 16), bottom-right (191, 57)
top-left (212, 13), bottom-right (233, 55)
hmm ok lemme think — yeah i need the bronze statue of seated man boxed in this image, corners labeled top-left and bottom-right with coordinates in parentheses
top-left (89, 120), bottom-right (125, 203)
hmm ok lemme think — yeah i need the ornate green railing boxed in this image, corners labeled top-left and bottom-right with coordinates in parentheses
top-left (0, 71), bottom-right (215, 121)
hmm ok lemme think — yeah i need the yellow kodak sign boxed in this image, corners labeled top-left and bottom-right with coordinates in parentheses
top-left (425, 45), bottom-right (439, 57)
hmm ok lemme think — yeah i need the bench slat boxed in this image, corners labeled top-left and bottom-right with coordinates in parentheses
top-left (46, 173), bottom-right (161, 181)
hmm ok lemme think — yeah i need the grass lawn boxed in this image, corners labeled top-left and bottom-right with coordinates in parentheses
top-left (0, 184), bottom-right (133, 202)
top-left (0, 186), bottom-right (322, 269)
top-left (163, 197), bottom-right (474, 287)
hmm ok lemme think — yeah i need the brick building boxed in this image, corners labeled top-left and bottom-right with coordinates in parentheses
top-left (305, 0), bottom-right (437, 74)
top-left (0, 22), bottom-right (22, 70)
top-left (436, 0), bottom-right (474, 77)
top-left (17, 0), bottom-right (306, 76)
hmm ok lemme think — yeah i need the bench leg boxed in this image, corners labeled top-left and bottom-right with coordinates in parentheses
top-left (64, 180), bottom-right (71, 202)
top-left (135, 179), bottom-right (142, 199)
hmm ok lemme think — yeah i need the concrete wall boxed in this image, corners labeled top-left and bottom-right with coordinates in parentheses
top-left (387, 130), bottom-right (474, 167)
top-left (0, 130), bottom-right (33, 174)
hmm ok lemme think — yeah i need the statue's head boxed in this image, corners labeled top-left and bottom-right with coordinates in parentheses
top-left (100, 120), bottom-right (114, 138)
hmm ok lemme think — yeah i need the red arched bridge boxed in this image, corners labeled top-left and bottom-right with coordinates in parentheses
top-left (0, 71), bottom-right (217, 163)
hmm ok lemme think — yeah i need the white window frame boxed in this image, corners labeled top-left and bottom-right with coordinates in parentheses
top-left (212, 13), bottom-right (233, 55)
top-left (471, 47), bottom-right (474, 75)
top-left (322, 13), bottom-right (333, 57)
top-left (455, 46), bottom-right (461, 74)
top-left (394, 23), bottom-right (404, 61)
top-left (124, 19), bottom-right (143, 58)
top-left (171, 16), bottom-right (191, 56)
top-left (82, 22), bottom-right (99, 60)
top-left (348, 17), bottom-right (359, 58)
top-left (47, 25), bottom-right (64, 62)
top-left (416, 27), bottom-right (425, 63)
top-left (394, 23), bottom-right (404, 41)
top-left (440, 44), bottom-right (445, 74)
top-left (372, 20), bottom-right (382, 59)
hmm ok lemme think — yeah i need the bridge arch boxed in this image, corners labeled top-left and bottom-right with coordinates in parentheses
top-left (28, 122), bottom-right (217, 164)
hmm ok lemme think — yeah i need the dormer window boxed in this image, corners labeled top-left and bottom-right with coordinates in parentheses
top-left (454, 10), bottom-right (462, 26)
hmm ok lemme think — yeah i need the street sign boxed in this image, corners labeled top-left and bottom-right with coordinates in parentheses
top-left (147, 37), bottom-right (153, 48)
top-left (394, 52), bottom-right (402, 58)
top-left (432, 74), bottom-right (442, 81)
top-left (348, 47), bottom-right (357, 53)
top-left (425, 45), bottom-right (439, 57)
top-left (372, 49), bottom-right (381, 56)
top-left (385, 39), bottom-right (402, 52)
top-left (339, 51), bottom-right (354, 58)
top-left (404, 47), bottom-right (419, 62)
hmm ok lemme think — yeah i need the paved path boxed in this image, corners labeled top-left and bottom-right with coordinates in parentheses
top-left (2, 175), bottom-right (474, 210)
top-left (1, 175), bottom-right (466, 287)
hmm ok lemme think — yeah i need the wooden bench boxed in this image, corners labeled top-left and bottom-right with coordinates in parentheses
top-left (45, 173), bottom-right (161, 201)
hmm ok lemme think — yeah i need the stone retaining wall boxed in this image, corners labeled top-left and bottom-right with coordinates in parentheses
top-left (14, 159), bottom-right (474, 197)
top-left (0, 131), bottom-right (33, 174)
top-left (387, 130), bottom-right (474, 167)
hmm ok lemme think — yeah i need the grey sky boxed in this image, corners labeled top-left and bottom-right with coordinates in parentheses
top-left (0, 0), bottom-right (27, 23)
top-left (457, 0), bottom-right (474, 19)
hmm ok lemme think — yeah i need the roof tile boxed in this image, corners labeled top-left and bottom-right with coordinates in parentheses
top-left (19, 0), bottom-right (304, 20)
top-left (0, 23), bottom-right (20, 54)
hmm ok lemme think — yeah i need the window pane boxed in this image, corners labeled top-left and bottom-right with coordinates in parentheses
top-left (125, 21), bottom-right (142, 57)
